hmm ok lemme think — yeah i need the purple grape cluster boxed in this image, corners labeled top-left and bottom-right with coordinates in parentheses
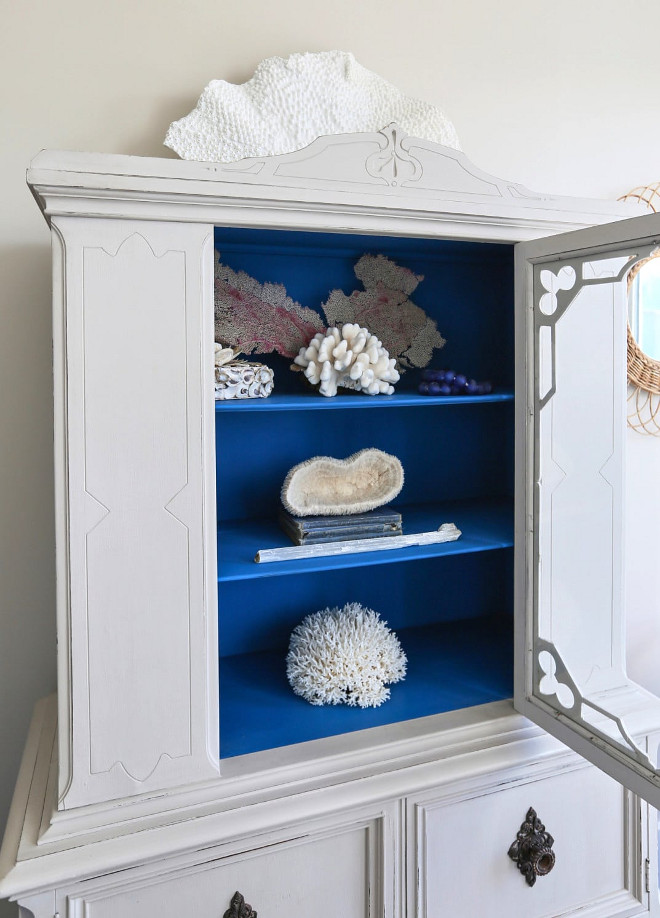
top-left (418, 368), bottom-right (493, 397)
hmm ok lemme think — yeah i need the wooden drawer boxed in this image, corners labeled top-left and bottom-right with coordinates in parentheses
top-left (65, 814), bottom-right (388, 918)
top-left (408, 762), bottom-right (648, 918)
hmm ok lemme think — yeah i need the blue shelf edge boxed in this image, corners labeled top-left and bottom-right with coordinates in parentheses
top-left (217, 499), bottom-right (513, 582)
top-left (219, 615), bottom-right (513, 759)
top-left (215, 391), bottom-right (514, 412)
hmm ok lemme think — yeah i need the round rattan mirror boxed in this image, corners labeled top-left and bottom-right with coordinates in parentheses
top-left (627, 255), bottom-right (660, 393)
top-left (619, 184), bottom-right (660, 433)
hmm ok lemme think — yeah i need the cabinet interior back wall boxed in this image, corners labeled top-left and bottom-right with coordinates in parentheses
top-left (214, 227), bottom-right (515, 758)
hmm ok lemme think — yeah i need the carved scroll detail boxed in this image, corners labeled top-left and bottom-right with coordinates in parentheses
top-left (365, 124), bottom-right (423, 186)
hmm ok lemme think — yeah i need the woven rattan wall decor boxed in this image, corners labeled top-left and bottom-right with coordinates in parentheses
top-left (619, 184), bottom-right (660, 435)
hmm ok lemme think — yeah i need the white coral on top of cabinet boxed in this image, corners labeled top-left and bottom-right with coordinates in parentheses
top-left (165, 51), bottom-right (460, 163)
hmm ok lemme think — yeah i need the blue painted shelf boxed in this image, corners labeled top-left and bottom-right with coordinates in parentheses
top-left (219, 615), bottom-right (513, 758)
top-left (215, 390), bottom-right (514, 413)
top-left (217, 498), bottom-right (513, 582)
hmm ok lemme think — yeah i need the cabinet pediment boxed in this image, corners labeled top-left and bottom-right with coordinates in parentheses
top-left (219, 123), bottom-right (537, 201)
top-left (28, 126), bottom-right (632, 236)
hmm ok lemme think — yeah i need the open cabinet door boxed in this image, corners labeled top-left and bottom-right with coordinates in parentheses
top-left (515, 210), bottom-right (660, 806)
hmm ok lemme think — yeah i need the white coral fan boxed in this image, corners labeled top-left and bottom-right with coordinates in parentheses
top-left (286, 603), bottom-right (407, 708)
top-left (293, 324), bottom-right (400, 397)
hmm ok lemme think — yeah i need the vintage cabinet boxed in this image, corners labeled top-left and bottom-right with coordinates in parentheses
top-left (1, 126), bottom-right (659, 916)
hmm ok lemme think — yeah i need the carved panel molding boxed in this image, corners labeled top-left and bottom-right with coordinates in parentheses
top-left (53, 218), bottom-right (219, 809)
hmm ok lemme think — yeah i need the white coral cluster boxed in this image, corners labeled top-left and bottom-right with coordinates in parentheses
top-left (286, 603), bottom-right (407, 708)
top-left (293, 324), bottom-right (400, 397)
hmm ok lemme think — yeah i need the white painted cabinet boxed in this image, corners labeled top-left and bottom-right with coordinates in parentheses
top-left (411, 760), bottom-right (645, 918)
top-left (49, 217), bottom-right (219, 809)
top-left (1, 128), bottom-right (658, 917)
top-left (63, 812), bottom-right (391, 918)
top-left (516, 214), bottom-right (660, 804)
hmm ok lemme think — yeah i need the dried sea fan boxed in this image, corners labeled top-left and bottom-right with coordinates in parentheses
top-left (214, 250), bottom-right (446, 370)
top-left (322, 254), bottom-right (445, 370)
top-left (286, 603), bottom-right (407, 708)
top-left (214, 253), bottom-right (325, 358)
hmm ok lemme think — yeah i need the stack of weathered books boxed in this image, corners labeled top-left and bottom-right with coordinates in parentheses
top-left (279, 508), bottom-right (403, 546)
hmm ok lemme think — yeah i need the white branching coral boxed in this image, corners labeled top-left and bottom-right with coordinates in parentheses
top-left (293, 324), bottom-right (400, 397)
top-left (286, 603), bottom-right (407, 708)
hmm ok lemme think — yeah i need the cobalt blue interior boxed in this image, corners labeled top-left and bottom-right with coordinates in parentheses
top-left (214, 226), bottom-right (515, 758)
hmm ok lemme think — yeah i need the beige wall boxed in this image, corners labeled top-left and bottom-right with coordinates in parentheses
top-left (2, 0), bottom-right (660, 911)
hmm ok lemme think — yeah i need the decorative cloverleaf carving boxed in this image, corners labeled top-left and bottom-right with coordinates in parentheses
top-left (538, 265), bottom-right (576, 315)
top-left (537, 650), bottom-right (575, 710)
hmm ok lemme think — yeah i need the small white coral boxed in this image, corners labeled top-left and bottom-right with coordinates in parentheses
top-left (286, 603), bottom-right (407, 708)
top-left (293, 324), bottom-right (400, 397)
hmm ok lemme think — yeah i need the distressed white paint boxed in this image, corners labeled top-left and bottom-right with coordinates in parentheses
top-left (516, 210), bottom-right (660, 807)
top-left (50, 216), bottom-right (219, 808)
top-left (1, 697), bottom-right (652, 918)
top-left (27, 127), bottom-right (637, 237)
top-left (410, 762), bottom-right (642, 917)
top-left (66, 815), bottom-right (386, 918)
top-left (0, 129), bottom-right (656, 917)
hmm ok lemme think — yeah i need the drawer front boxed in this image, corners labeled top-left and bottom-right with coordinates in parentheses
top-left (66, 815), bottom-right (388, 918)
top-left (410, 763), bottom-right (647, 918)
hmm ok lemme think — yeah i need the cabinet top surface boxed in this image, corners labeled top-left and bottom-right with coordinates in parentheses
top-left (27, 124), bottom-right (638, 239)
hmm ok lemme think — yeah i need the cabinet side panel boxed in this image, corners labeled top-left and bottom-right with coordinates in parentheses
top-left (54, 217), bottom-right (218, 808)
top-left (51, 223), bottom-right (74, 800)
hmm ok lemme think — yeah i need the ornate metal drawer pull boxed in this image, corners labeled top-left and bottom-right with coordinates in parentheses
top-left (508, 807), bottom-right (556, 886)
top-left (224, 891), bottom-right (257, 918)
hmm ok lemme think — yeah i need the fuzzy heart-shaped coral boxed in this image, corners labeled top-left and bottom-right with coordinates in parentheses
top-left (281, 448), bottom-right (404, 517)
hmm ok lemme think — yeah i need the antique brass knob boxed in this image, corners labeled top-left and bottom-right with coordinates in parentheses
top-left (223, 891), bottom-right (257, 918)
top-left (508, 807), bottom-right (555, 886)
